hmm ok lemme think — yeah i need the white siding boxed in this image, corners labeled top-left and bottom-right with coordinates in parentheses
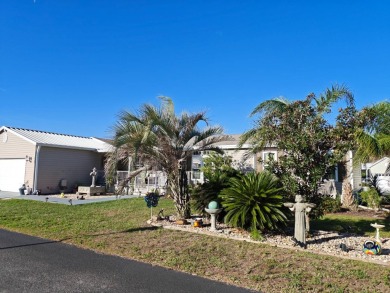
top-left (0, 130), bottom-right (35, 188)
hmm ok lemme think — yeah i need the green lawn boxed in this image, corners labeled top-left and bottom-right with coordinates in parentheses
top-left (0, 198), bottom-right (389, 292)
top-left (312, 213), bottom-right (390, 237)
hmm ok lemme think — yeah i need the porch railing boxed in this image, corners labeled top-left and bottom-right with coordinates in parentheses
top-left (115, 170), bottom-right (204, 195)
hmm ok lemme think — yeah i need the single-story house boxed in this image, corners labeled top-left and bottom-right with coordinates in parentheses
top-left (365, 156), bottom-right (390, 195)
top-left (366, 157), bottom-right (390, 178)
top-left (0, 126), bottom-right (112, 194)
top-left (188, 134), bottom-right (280, 184)
top-left (190, 136), bottom-right (361, 197)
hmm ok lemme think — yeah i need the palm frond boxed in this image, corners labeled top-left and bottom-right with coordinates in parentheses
top-left (316, 84), bottom-right (354, 114)
top-left (250, 97), bottom-right (290, 117)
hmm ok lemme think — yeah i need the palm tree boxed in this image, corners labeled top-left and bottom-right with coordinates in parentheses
top-left (106, 97), bottom-right (226, 219)
top-left (105, 111), bottom-right (157, 193)
top-left (354, 101), bottom-right (390, 164)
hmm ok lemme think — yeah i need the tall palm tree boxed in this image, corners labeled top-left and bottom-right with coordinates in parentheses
top-left (106, 97), bottom-right (226, 219)
top-left (105, 111), bottom-right (157, 193)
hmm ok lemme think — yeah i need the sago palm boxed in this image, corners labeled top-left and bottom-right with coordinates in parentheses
top-left (219, 172), bottom-right (287, 232)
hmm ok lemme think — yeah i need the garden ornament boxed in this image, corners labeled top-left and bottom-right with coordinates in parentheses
top-left (284, 194), bottom-right (316, 248)
top-left (205, 201), bottom-right (222, 232)
top-left (144, 192), bottom-right (160, 220)
top-left (363, 240), bottom-right (382, 255)
top-left (370, 222), bottom-right (385, 243)
top-left (337, 243), bottom-right (349, 252)
top-left (90, 167), bottom-right (97, 187)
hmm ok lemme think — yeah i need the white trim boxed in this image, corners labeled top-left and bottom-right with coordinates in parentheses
top-left (0, 126), bottom-right (37, 145)
top-left (33, 145), bottom-right (41, 191)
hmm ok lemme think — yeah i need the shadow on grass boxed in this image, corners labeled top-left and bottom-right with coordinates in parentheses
top-left (81, 226), bottom-right (160, 238)
top-left (311, 215), bottom-right (389, 236)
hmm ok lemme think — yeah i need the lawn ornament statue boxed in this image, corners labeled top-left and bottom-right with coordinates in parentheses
top-left (90, 167), bottom-right (97, 187)
top-left (284, 194), bottom-right (316, 248)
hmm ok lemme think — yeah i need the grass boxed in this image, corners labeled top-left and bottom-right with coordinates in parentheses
top-left (312, 213), bottom-right (390, 237)
top-left (0, 197), bottom-right (390, 292)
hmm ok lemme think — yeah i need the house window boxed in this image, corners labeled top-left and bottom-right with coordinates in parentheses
top-left (192, 170), bottom-right (201, 180)
top-left (192, 162), bottom-right (202, 170)
top-left (262, 151), bottom-right (277, 165)
top-left (147, 176), bottom-right (157, 185)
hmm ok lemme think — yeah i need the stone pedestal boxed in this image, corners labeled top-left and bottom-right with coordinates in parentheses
top-left (371, 222), bottom-right (385, 243)
top-left (78, 186), bottom-right (105, 196)
top-left (205, 208), bottom-right (222, 231)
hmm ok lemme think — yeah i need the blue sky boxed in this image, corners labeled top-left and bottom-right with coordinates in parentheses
top-left (1, 1), bottom-right (389, 138)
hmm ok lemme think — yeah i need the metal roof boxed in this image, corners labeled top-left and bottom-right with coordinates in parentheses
top-left (1, 126), bottom-right (112, 152)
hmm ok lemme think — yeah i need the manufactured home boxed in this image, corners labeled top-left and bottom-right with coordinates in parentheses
top-left (0, 126), bottom-right (111, 194)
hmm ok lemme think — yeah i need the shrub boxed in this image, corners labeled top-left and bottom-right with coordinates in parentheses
top-left (191, 180), bottom-right (228, 216)
top-left (320, 195), bottom-right (342, 214)
top-left (191, 152), bottom-right (240, 216)
top-left (360, 188), bottom-right (381, 210)
top-left (382, 194), bottom-right (390, 205)
top-left (219, 172), bottom-right (287, 233)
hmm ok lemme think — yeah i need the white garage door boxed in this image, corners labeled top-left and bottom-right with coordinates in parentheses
top-left (0, 159), bottom-right (26, 192)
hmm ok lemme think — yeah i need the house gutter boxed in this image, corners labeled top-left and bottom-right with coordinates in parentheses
top-left (33, 145), bottom-right (41, 192)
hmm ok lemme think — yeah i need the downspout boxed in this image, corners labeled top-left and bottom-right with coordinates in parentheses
top-left (33, 145), bottom-right (41, 192)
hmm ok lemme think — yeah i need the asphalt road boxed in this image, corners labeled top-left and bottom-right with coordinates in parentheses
top-left (0, 229), bottom-right (253, 293)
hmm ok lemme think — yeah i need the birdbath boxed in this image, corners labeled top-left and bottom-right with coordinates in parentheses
top-left (205, 201), bottom-right (222, 232)
top-left (371, 222), bottom-right (385, 243)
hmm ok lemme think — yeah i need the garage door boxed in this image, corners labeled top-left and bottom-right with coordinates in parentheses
top-left (0, 159), bottom-right (26, 192)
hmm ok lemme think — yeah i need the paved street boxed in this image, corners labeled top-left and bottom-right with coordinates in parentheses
top-left (0, 229), bottom-right (253, 293)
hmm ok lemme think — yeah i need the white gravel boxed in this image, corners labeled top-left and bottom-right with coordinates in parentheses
top-left (153, 219), bottom-right (390, 266)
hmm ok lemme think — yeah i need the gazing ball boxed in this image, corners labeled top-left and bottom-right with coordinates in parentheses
top-left (363, 240), bottom-right (382, 255)
top-left (208, 201), bottom-right (219, 209)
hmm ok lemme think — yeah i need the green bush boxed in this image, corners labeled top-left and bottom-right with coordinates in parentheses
top-left (191, 152), bottom-right (240, 216)
top-left (191, 180), bottom-right (228, 216)
top-left (382, 194), bottom-right (390, 205)
top-left (219, 172), bottom-right (287, 233)
top-left (320, 195), bottom-right (342, 214)
top-left (360, 188), bottom-right (381, 209)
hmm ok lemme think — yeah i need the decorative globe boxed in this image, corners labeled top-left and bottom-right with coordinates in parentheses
top-left (363, 240), bottom-right (382, 255)
top-left (208, 201), bottom-right (219, 209)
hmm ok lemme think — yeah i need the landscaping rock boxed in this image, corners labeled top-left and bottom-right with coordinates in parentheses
top-left (154, 220), bottom-right (390, 265)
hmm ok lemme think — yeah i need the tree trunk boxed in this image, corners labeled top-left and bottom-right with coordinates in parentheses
top-left (169, 172), bottom-right (191, 219)
top-left (342, 180), bottom-right (355, 209)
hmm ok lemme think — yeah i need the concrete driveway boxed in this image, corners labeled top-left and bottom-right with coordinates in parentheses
top-left (0, 191), bottom-right (137, 205)
top-left (0, 229), bottom-right (253, 293)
